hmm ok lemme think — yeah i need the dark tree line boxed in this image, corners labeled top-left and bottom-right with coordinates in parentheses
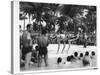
top-left (20, 2), bottom-right (96, 34)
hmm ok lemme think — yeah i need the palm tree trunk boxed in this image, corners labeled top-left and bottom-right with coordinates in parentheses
top-left (29, 14), bottom-right (31, 24)
top-left (24, 18), bottom-right (25, 30)
top-left (74, 24), bottom-right (76, 34)
top-left (23, 13), bottom-right (27, 30)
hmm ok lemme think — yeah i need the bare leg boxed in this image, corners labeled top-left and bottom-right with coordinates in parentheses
top-left (61, 41), bottom-right (66, 54)
top-left (44, 54), bottom-right (48, 66)
top-left (57, 41), bottom-right (60, 54)
top-left (38, 55), bottom-right (42, 67)
top-left (57, 42), bottom-right (60, 53)
top-left (67, 40), bottom-right (71, 54)
top-left (24, 52), bottom-right (32, 70)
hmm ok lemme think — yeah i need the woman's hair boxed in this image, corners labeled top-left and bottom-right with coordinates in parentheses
top-left (27, 24), bottom-right (32, 29)
top-left (67, 56), bottom-right (71, 62)
top-left (57, 57), bottom-right (62, 64)
top-left (80, 53), bottom-right (83, 57)
top-left (35, 46), bottom-right (39, 50)
top-left (85, 51), bottom-right (89, 56)
top-left (74, 52), bottom-right (78, 57)
top-left (91, 51), bottom-right (95, 56)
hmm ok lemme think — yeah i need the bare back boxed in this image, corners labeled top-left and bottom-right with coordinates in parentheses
top-left (37, 35), bottom-right (49, 47)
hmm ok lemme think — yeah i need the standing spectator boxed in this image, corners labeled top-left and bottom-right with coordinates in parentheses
top-left (21, 24), bottom-right (33, 70)
top-left (37, 29), bottom-right (49, 67)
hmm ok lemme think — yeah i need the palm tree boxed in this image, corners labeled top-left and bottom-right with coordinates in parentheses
top-left (19, 12), bottom-right (27, 30)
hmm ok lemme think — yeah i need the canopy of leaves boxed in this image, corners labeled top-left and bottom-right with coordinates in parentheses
top-left (20, 2), bottom-right (96, 33)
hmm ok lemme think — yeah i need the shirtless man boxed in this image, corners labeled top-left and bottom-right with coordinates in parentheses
top-left (21, 24), bottom-right (33, 70)
top-left (37, 30), bottom-right (49, 67)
